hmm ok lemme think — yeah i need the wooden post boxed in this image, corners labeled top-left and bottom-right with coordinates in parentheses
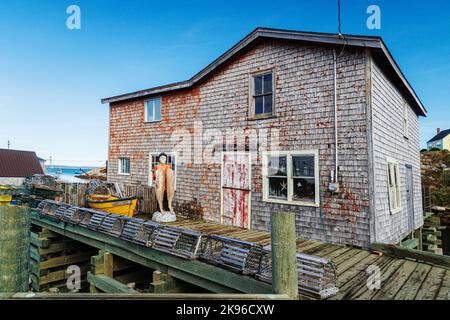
top-left (271, 212), bottom-right (298, 299)
top-left (103, 252), bottom-right (114, 278)
top-left (0, 205), bottom-right (30, 292)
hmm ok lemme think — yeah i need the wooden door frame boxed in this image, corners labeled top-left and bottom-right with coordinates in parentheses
top-left (220, 151), bottom-right (252, 229)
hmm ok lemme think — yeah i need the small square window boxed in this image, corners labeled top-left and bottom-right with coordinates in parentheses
top-left (145, 97), bottom-right (162, 122)
top-left (118, 157), bottom-right (130, 175)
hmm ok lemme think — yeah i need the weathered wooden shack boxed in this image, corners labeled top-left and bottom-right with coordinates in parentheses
top-left (102, 28), bottom-right (427, 248)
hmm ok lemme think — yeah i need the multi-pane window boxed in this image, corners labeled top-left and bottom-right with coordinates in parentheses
top-left (251, 72), bottom-right (273, 117)
top-left (387, 161), bottom-right (401, 213)
top-left (262, 151), bottom-right (319, 206)
top-left (118, 157), bottom-right (130, 175)
top-left (145, 97), bottom-right (161, 122)
top-left (148, 153), bottom-right (176, 188)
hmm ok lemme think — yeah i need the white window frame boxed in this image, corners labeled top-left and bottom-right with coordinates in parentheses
top-left (262, 150), bottom-right (320, 207)
top-left (387, 158), bottom-right (401, 214)
top-left (403, 102), bottom-right (409, 139)
top-left (118, 157), bottom-right (130, 175)
top-left (144, 97), bottom-right (162, 123)
top-left (148, 152), bottom-right (177, 189)
top-left (248, 69), bottom-right (276, 119)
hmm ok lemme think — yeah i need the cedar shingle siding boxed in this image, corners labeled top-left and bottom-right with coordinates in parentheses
top-left (106, 36), bottom-right (424, 248)
top-left (370, 61), bottom-right (423, 244)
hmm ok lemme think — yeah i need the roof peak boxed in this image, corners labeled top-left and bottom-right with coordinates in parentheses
top-left (101, 27), bottom-right (426, 117)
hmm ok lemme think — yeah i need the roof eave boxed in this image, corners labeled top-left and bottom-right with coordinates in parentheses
top-left (101, 28), bottom-right (427, 117)
top-left (378, 42), bottom-right (427, 117)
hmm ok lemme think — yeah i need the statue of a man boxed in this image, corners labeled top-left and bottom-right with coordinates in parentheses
top-left (152, 153), bottom-right (176, 222)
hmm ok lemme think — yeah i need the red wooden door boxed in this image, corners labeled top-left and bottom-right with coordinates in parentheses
top-left (221, 152), bottom-right (251, 229)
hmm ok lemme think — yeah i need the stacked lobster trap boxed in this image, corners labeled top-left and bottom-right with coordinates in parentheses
top-left (201, 235), bottom-right (263, 275)
top-left (35, 199), bottom-right (339, 299)
top-left (257, 248), bottom-right (339, 299)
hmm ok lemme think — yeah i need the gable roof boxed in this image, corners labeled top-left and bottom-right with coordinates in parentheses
top-left (0, 149), bottom-right (44, 178)
top-left (101, 27), bottom-right (427, 117)
top-left (428, 129), bottom-right (450, 143)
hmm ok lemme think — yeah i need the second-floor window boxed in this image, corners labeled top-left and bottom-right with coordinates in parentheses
top-left (145, 97), bottom-right (161, 122)
top-left (250, 71), bottom-right (274, 118)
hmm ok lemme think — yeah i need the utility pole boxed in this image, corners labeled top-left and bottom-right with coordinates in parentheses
top-left (7, 140), bottom-right (10, 149)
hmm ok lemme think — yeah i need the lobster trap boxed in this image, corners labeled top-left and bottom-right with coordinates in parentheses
top-left (54, 203), bottom-right (71, 220)
top-left (124, 219), bottom-right (159, 246)
top-left (77, 208), bottom-right (99, 228)
top-left (38, 200), bottom-right (61, 217)
top-left (200, 235), bottom-right (263, 274)
top-left (152, 226), bottom-right (205, 259)
top-left (87, 211), bottom-right (109, 230)
top-left (120, 218), bottom-right (146, 242)
top-left (99, 214), bottom-right (119, 234)
top-left (111, 216), bottom-right (133, 237)
top-left (256, 248), bottom-right (339, 299)
top-left (62, 206), bottom-right (83, 224)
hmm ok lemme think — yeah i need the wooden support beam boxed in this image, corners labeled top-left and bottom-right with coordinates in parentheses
top-left (271, 212), bottom-right (298, 299)
top-left (87, 272), bottom-right (138, 294)
top-left (370, 243), bottom-right (450, 269)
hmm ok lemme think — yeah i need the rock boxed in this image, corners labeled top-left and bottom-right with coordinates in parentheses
top-left (152, 211), bottom-right (176, 222)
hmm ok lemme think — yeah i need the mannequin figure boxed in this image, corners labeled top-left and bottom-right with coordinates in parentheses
top-left (152, 153), bottom-right (176, 222)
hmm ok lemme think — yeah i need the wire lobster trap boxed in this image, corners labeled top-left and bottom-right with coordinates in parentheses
top-left (87, 211), bottom-right (109, 230)
top-left (98, 214), bottom-right (119, 234)
top-left (200, 235), bottom-right (263, 275)
top-left (62, 206), bottom-right (83, 224)
top-left (256, 248), bottom-right (339, 299)
top-left (38, 200), bottom-right (61, 217)
top-left (77, 208), bottom-right (100, 228)
top-left (54, 203), bottom-right (71, 220)
top-left (132, 220), bottom-right (161, 247)
top-left (120, 218), bottom-right (149, 243)
top-left (36, 200), bottom-right (48, 212)
top-left (111, 216), bottom-right (133, 237)
top-left (152, 226), bottom-right (205, 259)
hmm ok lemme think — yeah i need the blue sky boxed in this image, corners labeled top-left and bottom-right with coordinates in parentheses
top-left (0, 0), bottom-right (448, 166)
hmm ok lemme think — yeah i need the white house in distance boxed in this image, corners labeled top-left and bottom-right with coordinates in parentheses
top-left (427, 128), bottom-right (450, 151)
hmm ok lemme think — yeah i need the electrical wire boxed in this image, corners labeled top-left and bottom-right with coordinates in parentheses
top-left (337, 0), bottom-right (342, 35)
top-left (336, 0), bottom-right (348, 58)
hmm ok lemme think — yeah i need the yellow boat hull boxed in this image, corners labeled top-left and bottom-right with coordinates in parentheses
top-left (85, 195), bottom-right (138, 217)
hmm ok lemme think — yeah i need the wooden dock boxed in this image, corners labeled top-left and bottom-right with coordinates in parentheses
top-left (30, 212), bottom-right (450, 300)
